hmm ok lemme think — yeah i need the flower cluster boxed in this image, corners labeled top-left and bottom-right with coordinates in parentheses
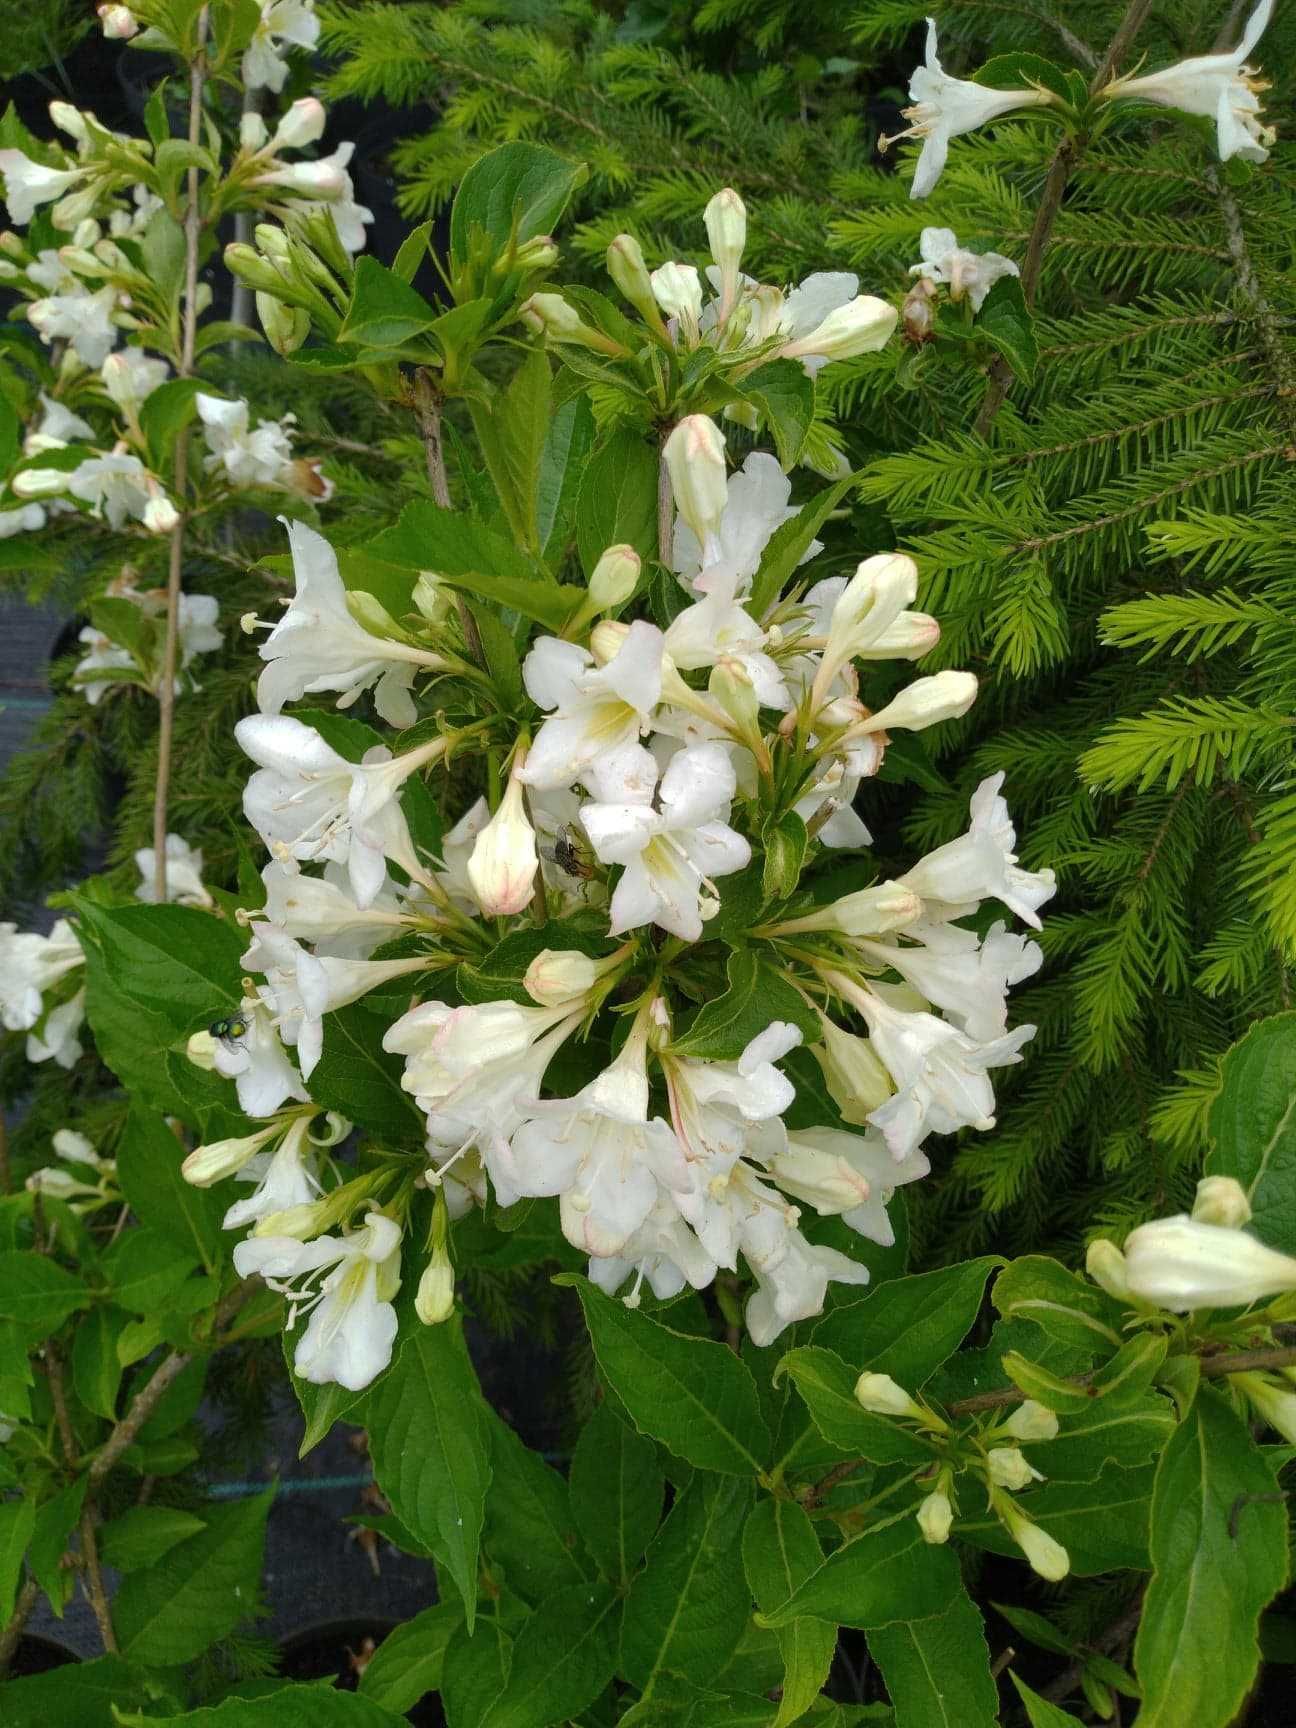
top-left (176, 208), bottom-right (1055, 1385)
top-left (0, 919), bottom-right (85, 1070)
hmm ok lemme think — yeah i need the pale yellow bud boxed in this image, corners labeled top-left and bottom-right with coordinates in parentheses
top-left (1002, 1400), bottom-right (1059, 1443)
top-left (916, 1490), bottom-right (953, 1544)
top-left (415, 1255), bottom-right (455, 1325)
top-left (589, 544), bottom-right (641, 611)
top-left (1192, 1175), bottom-right (1252, 1229)
top-left (1085, 1238), bottom-right (1131, 1302)
top-left (662, 415), bottom-right (727, 552)
top-left (854, 1371), bottom-right (922, 1419)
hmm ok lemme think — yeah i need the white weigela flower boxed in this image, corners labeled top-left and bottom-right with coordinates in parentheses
top-left (908, 226), bottom-right (1020, 312)
top-left (987, 1446), bottom-right (1043, 1490)
top-left (28, 283), bottom-right (119, 367)
top-left (579, 742), bottom-right (750, 941)
top-left (1122, 1214), bottom-right (1296, 1312)
top-left (243, 923), bottom-right (428, 1078)
top-left (671, 451), bottom-right (815, 596)
top-left (854, 1372), bottom-right (923, 1418)
top-left (134, 833), bottom-right (213, 907)
top-left (917, 1489), bottom-right (953, 1544)
top-left (203, 997), bottom-right (309, 1118)
top-left (71, 624), bottom-right (135, 704)
top-left (884, 19), bottom-right (1060, 199)
top-left (1100, 0), bottom-right (1275, 164)
top-left (587, 1195), bottom-right (719, 1306)
top-left (252, 522), bottom-right (445, 727)
top-left (197, 393), bottom-right (295, 489)
top-left (0, 150), bottom-right (88, 225)
top-left (998, 1500), bottom-right (1069, 1581)
top-left (222, 1114), bottom-right (324, 1232)
top-left (0, 918), bottom-right (83, 1031)
top-left (651, 261), bottom-right (704, 342)
top-left (1002, 1400), bottom-right (1059, 1443)
top-left (98, 4), bottom-right (139, 38)
top-left (761, 1123), bottom-right (929, 1246)
top-left (506, 1017), bottom-right (691, 1255)
top-left (25, 988), bottom-right (86, 1070)
top-left (897, 772), bottom-right (1056, 929)
top-left (854, 918), bottom-right (1042, 1042)
top-left (24, 392), bottom-right (93, 455)
top-left (234, 1210), bottom-right (400, 1392)
top-left (101, 349), bottom-right (170, 412)
top-left (777, 293), bottom-right (898, 370)
top-left (519, 623), bottom-right (663, 801)
top-left (664, 577), bottom-right (789, 711)
top-left (243, 0), bottom-right (320, 92)
top-left (236, 714), bottom-right (443, 908)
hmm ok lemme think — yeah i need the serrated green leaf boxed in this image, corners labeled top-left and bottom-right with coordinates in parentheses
top-left (868, 1586), bottom-right (999, 1728)
top-left (481, 1402), bottom-right (590, 1604)
top-left (761, 1513), bottom-right (960, 1629)
top-left (117, 1104), bottom-right (226, 1274)
top-left (778, 1346), bottom-right (938, 1464)
top-left (1205, 1011), bottom-right (1296, 1254)
top-left (563, 1274), bottom-right (770, 1473)
top-left (98, 1506), bottom-right (206, 1574)
top-left (671, 947), bottom-right (819, 1059)
top-left (449, 142), bottom-right (586, 270)
top-left (480, 1581), bottom-right (618, 1728)
top-left (742, 1498), bottom-right (834, 1728)
top-left (811, 1257), bottom-right (1002, 1386)
top-left (576, 425), bottom-right (661, 572)
top-left (359, 1603), bottom-right (461, 1715)
top-left (569, 1400), bottom-right (663, 1585)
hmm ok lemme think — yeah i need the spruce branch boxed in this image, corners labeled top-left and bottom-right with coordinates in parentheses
top-left (152, 5), bottom-right (210, 903)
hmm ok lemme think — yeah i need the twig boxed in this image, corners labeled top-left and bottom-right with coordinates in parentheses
top-left (973, 0), bottom-right (1156, 435)
top-left (152, 5), bottom-right (210, 902)
top-left (0, 1577), bottom-right (41, 1676)
top-left (799, 1456), bottom-right (870, 1508)
top-left (79, 1508), bottom-right (118, 1654)
top-left (657, 440), bottom-right (674, 564)
top-left (414, 369), bottom-right (452, 508)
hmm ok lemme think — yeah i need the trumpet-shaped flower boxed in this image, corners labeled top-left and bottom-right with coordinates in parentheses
top-left (134, 833), bottom-right (212, 907)
top-left (102, 349), bottom-right (169, 412)
top-left (28, 284), bottom-right (119, 367)
top-left (243, 0), bottom-right (320, 92)
top-left (760, 1123), bottom-right (929, 1244)
top-left (897, 772), bottom-right (1056, 928)
top-left (207, 997), bottom-right (309, 1118)
top-left (24, 392), bottom-right (93, 454)
top-left (259, 860), bottom-right (416, 959)
top-left (25, 988), bottom-right (86, 1070)
top-left (0, 918), bottom-right (83, 1031)
top-left (908, 226), bottom-right (1020, 312)
top-left (587, 1195), bottom-right (719, 1305)
top-left (671, 451), bottom-right (815, 596)
top-left (197, 394), bottom-right (295, 489)
top-left (243, 923), bottom-right (427, 1078)
top-left (234, 1211), bottom-right (400, 1391)
top-left (855, 918), bottom-right (1042, 1042)
top-left (467, 760), bottom-right (539, 916)
top-left (236, 714), bottom-right (441, 907)
top-left (664, 580), bottom-right (789, 711)
top-left (579, 742), bottom-right (750, 941)
top-left (253, 522), bottom-right (445, 726)
top-left (1101, 0), bottom-right (1275, 163)
top-left (885, 20), bottom-right (1059, 199)
top-left (0, 150), bottom-right (88, 225)
top-left (519, 622), bottom-right (663, 801)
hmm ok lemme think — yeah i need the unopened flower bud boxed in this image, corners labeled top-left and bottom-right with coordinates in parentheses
top-left (415, 1254), bottom-right (455, 1325)
top-left (11, 468), bottom-right (68, 499)
top-left (98, 3), bottom-right (138, 38)
top-left (1001, 1503), bottom-right (1069, 1580)
top-left (813, 1017), bottom-right (892, 1127)
top-left (826, 883), bottom-right (923, 937)
top-left (663, 415), bottom-right (727, 553)
top-left (650, 261), bottom-right (703, 341)
top-left (704, 187), bottom-right (746, 311)
top-left (49, 103), bottom-right (89, 145)
top-left (224, 242), bottom-right (290, 295)
top-left (1002, 1400), bottom-right (1059, 1443)
top-left (524, 948), bottom-right (601, 1007)
top-left (902, 276), bottom-right (938, 344)
top-left (1086, 1238), bottom-right (1131, 1302)
top-left (1123, 1214), bottom-right (1296, 1312)
top-left (917, 1489), bottom-right (953, 1544)
top-left (142, 489), bottom-right (179, 535)
top-left (240, 112), bottom-right (270, 152)
top-left (182, 1124), bottom-right (279, 1187)
top-left (607, 233), bottom-right (659, 323)
top-left (1234, 1372), bottom-right (1296, 1444)
top-left (1192, 1174), bottom-right (1252, 1229)
top-left (854, 1371), bottom-right (922, 1419)
top-left (506, 234), bottom-right (559, 273)
top-left (254, 223), bottom-right (293, 262)
top-left (588, 544), bottom-right (641, 611)
top-left (272, 98), bottom-right (327, 153)
top-left (186, 1029), bottom-right (218, 1071)
top-left (781, 295), bottom-right (899, 364)
top-left (519, 293), bottom-right (625, 356)
top-left (257, 292), bottom-right (310, 356)
top-left (853, 670), bottom-right (978, 735)
top-left (466, 764), bottom-right (538, 916)
top-left (589, 619), bottom-right (630, 666)
top-left (708, 657), bottom-right (760, 736)
top-left (987, 1446), bottom-right (1043, 1490)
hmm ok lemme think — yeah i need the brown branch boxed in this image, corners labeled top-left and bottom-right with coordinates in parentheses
top-left (657, 438), bottom-right (674, 565)
top-left (973, 0), bottom-right (1156, 436)
top-left (0, 1577), bottom-right (41, 1676)
top-left (152, 5), bottom-right (210, 902)
top-left (799, 1457), bottom-right (870, 1509)
top-left (414, 369), bottom-right (452, 509)
top-left (78, 1508), bottom-right (118, 1654)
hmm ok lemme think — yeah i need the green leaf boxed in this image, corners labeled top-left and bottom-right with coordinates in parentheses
top-left (470, 347), bottom-right (552, 554)
top-left (958, 1461), bottom-right (1154, 1574)
top-left (449, 141), bottom-right (586, 270)
top-left (563, 1274), bottom-right (770, 1474)
top-left (1134, 1387), bottom-right (1289, 1728)
top-left (739, 359), bottom-right (816, 468)
top-left (310, 1001), bottom-right (426, 1144)
top-left (132, 1692), bottom-right (406, 1726)
top-left (339, 256), bottom-right (438, 352)
top-left (286, 1339), bottom-right (367, 1459)
top-left (480, 1403), bottom-right (590, 1604)
top-left (0, 1498), bottom-right (36, 1623)
top-left (72, 1305), bottom-right (130, 1420)
top-left (762, 810), bottom-right (808, 900)
top-left (117, 1104), bottom-right (226, 1274)
top-left (576, 426), bottom-right (661, 572)
top-left (359, 1603), bottom-right (461, 1715)
top-left (0, 1657), bottom-right (158, 1728)
top-left (479, 1581), bottom-right (619, 1728)
top-left (811, 1258), bottom-right (1003, 1386)
top-left (671, 947), bottom-right (820, 1058)
top-left (1029, 1386), bottom-right (1174, 1483)
top-left (113, 1488), bottom-right (273, 1665)
top-left (991, 1256), bottom-right (1125, 1355)
top-left (72, 899), bottom-right (245, 1041)
top-left (569, 1401), bottom-right (664, 1585)
top-left (1205, 1011), bottom-right (1296, 1253)
top-left (742, 1499), bottom-right (834, 1728)
top-left (1008, 1675), bottom-right (1086, 1727)
top-left (391, 220), bottom-right (434, 283)
top-left (139, 207), bottom-right (185, 300)
top-left (974, 51), bottom-right (1073, 101)
top-left (29, 1475), bottom-right (88, 1608)
top-left (441, 1618), bottom-right (513, 1728)
top-left (140, 376), bottom-right (203, 469)
top-left (868, 1586), bottom-right (999, 1728)
top-left (0, 1251), bottom-right (89, 1339)
top-left (98, 1506), bottom-right (206, 1573)
top-left (538, 393), bottom-right (594, 561)
top-left (369, 501), bottom-right (576, 630)
top-left (749, 472), bottom-right (854, 616)
top-left (977, 274), bottom-right (1038, 383)
top-left (759, 1515), bottom-right (960, 1630)
top-left (620, 1475), bottom-right (754, 1690)
top-left (778, 1346), bottom-right (938, 1465)
top-left (102, 1225), bottom-right (200, 1313)
top-left (364, 1317), bottom-right (491, 1631)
